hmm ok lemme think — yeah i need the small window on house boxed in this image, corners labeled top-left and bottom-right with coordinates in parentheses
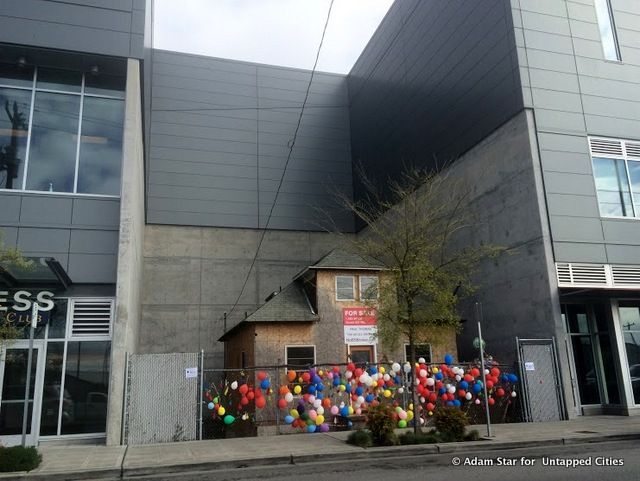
top-left (404, 343), bottom-right (432, 363)
top-left (594, 0), bottom-right (621, 61)
top-left (359, 275), bottom-right (379, 300)
top-left (286, 346), bottom-right (315, 371)
top-left (336, 276), bottom-right (355, 300)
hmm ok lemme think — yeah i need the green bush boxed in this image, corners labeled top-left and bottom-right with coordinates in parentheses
top-left (464, 429), bottom-right (481, 442)
top-left (346, 429), bottom-right (373, 448)
top-left (0, 446), bottom-right (41, 472)
top-left (433, 407), bottom-right (469, 442)
top-left (399, 431), bottom-right (441, 445)
top-left (366, 404), bottom-right (398, 446)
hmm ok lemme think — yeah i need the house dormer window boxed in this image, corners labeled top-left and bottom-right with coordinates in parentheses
top-left (335, 275), bottom-right (355, 300)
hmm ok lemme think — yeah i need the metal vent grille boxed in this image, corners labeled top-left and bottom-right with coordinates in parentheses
top-left (626, 141), bottom-right (640, 159)
top-left (611, 265), bottom-right (640, 286)
top-left (589, 138), bottom-right (623, 157)
top-left (71, 300), bottom-right (113, 337)
top-left (556, 263), bottom-right (640, 289)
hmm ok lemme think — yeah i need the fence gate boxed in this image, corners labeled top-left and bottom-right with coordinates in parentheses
top-left (124, 352), bottom-right (202, 445)
top-left (516, 338), bottom-right (564, 422)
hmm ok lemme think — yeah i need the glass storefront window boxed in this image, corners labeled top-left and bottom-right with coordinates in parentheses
top-left (39, 342), bottom-right (64, 436)
top-left (619, 303), bottom-right (640, 405)
top-left (0, 88), bottom-right (31, 190)
top-left (61, 341), bottom-right (110, 434)
top-left (47, 299), bottom-right (68, 339)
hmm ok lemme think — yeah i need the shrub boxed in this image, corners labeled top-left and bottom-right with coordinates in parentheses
top-left (433, 407), bottom-right (469, 442)
top-left (464, 429), bottom-right (481, 442)
top-left (346, 429), bottom-right (372, 448)
top-left (0, 446), bottom-right (41, 472)
top-left (399, 431), bottom-right (440, 445)
top-left (366, 404), bottom-right (398, 446)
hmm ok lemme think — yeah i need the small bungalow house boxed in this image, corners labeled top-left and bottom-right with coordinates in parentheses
top-left (219, 249), bottom-right (457, 370)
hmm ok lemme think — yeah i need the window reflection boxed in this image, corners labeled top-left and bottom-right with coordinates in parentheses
top-left (593, 157), bottom-right (634, 217)
top-left (0, 88), bottom-right (31, 189)
top-left (619, 304), bottom-right (640, 405)
top-left (26, 92), bottom-right (79, 192)
top-left (61, 341), bottom-right (110, 434)
top-left (40, 342), bottom-right (65, 436)
top-left (77, 98), bottom-right (124, 195)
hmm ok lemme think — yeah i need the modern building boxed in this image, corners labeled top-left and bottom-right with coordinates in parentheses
top-left (0, 0), bottom-right (639, 446)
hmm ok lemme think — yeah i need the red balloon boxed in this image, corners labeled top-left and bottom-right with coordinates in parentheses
top-left (278, 398), bottom-right (288, 409)
top-left (490, 367), bottom-right (500, 377)
top-left (470, 368), bottom-right (480, 377)
top-left (488, 397), bottom-right (496, 406)
top-left (429, 393), bottom-right (438, 402)
top-left (354, 368), bottom-right (363, 378)
top-left (302, 372), bottom-right (311, 383)
top-left (347, 363), bottom-right (356, 372)
top-left (458, 390), bottom-right (467, 398)
top-left (239, 384), bottom-right (249, 395)
top-left (496, 388), bottom-right (505, 398)
top-left (426, 402), bottom-right (435, 411)
top-left (247, 391), bottom-right (255, 400)
top-left (255, 388), bottom-right (263, 398)
top-left (257, 371), bottom-right (267, 381)
top-left (486, 380), bottom-right (494, 389)
top-left (333, 366), bottom-right (341, 373)
top-left (464, 374), bottom-right (474, 383)
top-left (255, 396), bottom-right (266, 409)
top-left (241, 396), bottom-right (249, 406)
top-left (377, 379), bottom-right (384, 387)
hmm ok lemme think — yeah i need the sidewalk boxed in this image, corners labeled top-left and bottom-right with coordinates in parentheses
top-left (4, 416), bottom-right (640, 480)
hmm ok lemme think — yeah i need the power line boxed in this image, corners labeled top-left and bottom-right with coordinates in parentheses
top-left (225, 0), bottom-right (336, 322)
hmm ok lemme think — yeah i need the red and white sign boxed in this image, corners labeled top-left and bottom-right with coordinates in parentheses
top-left (343, 308), bottom-right (377, 344)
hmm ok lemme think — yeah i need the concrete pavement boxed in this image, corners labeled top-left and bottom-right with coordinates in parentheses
top-left (2, 416), bottom-right (640, 480)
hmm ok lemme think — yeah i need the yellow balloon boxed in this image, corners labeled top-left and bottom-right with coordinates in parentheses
top-left (315, 415), bottom-right (325, 425)
top-left (379, 366), bottom-right (386, 374)
top-left (217, 407), bottom-right (225, 416)
top-left (293, 385), bottom-right (302, 394)
top-left (407, 411), bottom-right (414, 421)
top-left (339, 384), bottom-right (346, 392)
top-left (428, 411), bottom-right (433, 416)
top-left (290, 409), bottom-right (299, 418)
top-left (348, 406), bottom-right (354, 415)
top-left (383, 389), bottom-right (392, 398)
top-left (409, 403), bottom-right (414, 410)
top-left (318, 370), bottom-right (324, 376)
top-left (432, 367), bottom-right (439, 373)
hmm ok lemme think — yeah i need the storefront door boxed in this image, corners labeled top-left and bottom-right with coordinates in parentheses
top-left (0, 342), bottom-right (45, 446)
top-left (618, 302), bottom-right (640, 405)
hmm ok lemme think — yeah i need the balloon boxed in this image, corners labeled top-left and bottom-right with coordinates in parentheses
top-left (217, 407), bottom-right (226, 416)
top-left (230, 381), bottom-right (238, 390)
top-left (403, 363), bottom-right (412, 373)
top-left (239, 384), bottom-right (248, 395)
top-left (302, 372), bottom-right (311, 383)
top-left (307, 425), bottom-right (316, 433)
top-left (475, 399), bottom-right (481, 405)
top-left (320, 423), bottom-right (330, 433)
top-left (308, 385), bottom-right (316, 394)
top-left (284, 415), bottom-right (294, 424)
top-left (257, 371), bottom-right (267, 381)
top-left (419, 369), bottom-right (427, 378)
top-left (508, 374), bottom-right (519, 383)
top-left (241, 396), bottom-right (249, 406)
top-left (290, 409), bottom-right (299, 418)
top-left (444, 354), bottom-right (453, 365)
top-left (383, 389), bottom-right (392, 398)
top-left (496, 388), bottom-right (505, 397)
top-left (285, 392), bottom-right (294, 403)
top-left (278, 398), bottom-right (288, 409)
top-left (407, 410), bottom-right (414, 421)
top-left (293, 385), bottom-right (302, 395)
top-left (511, 391), bottom-right (517, 398)
top-left (473, 383), bottom-right (482, 393)
top-left (398, 420), bottom-right (407, 428)
top-left (398, 410), bottom-right (408, 420)
top-left (488, 397), bottom-right (495, 406)
top-left (392, 362), bottom-right (401, 373)
top-left (287, 370), bottom-right (297, 382)
top-left (315, 415), bottom-right (325, 425)
top-left (255, 396), bottom-right (266, 409)
top-left (465, 392), bottom-right (473, 400)
top-left (308, 409), bottom-right (317, 420)
top-left (207, 402), bottom-right (214, 410)
top-left (317, 406), bottom-right (324, 415)
top-left (223, 415), bottom-right (235, 425)
top-left (340, 406), bottom-right (349, 417)
top-left (330, 405), bottom-right (339, 415)
top-left (490, 367), bottom-right (501, 377)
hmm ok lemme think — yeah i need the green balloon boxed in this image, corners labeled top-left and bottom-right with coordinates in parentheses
top-left (398, 420), bottom-right (407, 428)
top-left (213, 397), bottom-right (219, 404)
top-left (223, 415), bottom-right (235, 425)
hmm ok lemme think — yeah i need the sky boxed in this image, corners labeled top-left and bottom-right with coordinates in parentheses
top-left (153, 0), bottom-right (395, 74)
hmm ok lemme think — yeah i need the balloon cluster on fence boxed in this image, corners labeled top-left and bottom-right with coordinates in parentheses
top-left (204, 354), bottom-right (518, 432)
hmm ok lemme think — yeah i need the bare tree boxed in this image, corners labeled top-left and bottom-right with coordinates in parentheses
top-left (342, 165), bottom-right (504, 434)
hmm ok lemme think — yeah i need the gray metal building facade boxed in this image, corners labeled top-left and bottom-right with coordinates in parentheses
top-left (0, 0), bottom-right (639, 446)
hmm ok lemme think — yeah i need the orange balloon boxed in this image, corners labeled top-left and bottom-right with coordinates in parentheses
top-left (287, 370), bottom-right (297, 382)
top-left (279, 385), bottom-right (290, 395)
top-left (322, 398), bottom-right (331, 408)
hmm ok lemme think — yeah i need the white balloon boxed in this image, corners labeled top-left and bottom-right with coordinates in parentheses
top-left (455, 375), bottom-right (462, 382)
top-left (345, 370), bottom-right (353, 379)
top-left (357, 396), bottom-right (365, 404)
top-left (339, 402), bottom-right (345, 408)
top-left (383, 374), bottom-right (391, 381)
top-left (392, 362), bottom-right (401, 373)
top-left (474, 399), bottom-right (481, 405)
top-left (398, 387), bottom-right (404, 394)
top-left (419, 369), bottom-right (427, 378)
top-left (418, 357), bottom-right (426, 364)
top-left (403, 363), bottom-right (412, 373)
top-left (465, 392), bottom-right (472, 400)
top-left (420, 396), bottom-right (426, 403)
top-left (285, 392), bottom-right (293, 403)
top-left (484, 369), bottom-right (490, 375)
top-left (426, 378), bottom-right (435, 387)
top-left (313, 399), bottom-right (321, 408)
top-left (511, 391), bottom-right (517, 398)
top-left (359, 374), bottom-right (368, 384)
top-left (308, 395), bottom-right (315, 404)
top-left (317, 406), bottom-right (324, 415)
top-left (447, 386), bottom-right (456, 394)
top-left (230, 381), bottom-right (238, 390)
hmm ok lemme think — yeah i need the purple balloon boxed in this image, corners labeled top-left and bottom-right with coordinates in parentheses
top-left (320, 423), bottom-right (330, 432)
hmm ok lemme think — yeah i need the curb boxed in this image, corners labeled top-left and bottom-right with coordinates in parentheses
top-left (3, 432), bottom-right (640, 480)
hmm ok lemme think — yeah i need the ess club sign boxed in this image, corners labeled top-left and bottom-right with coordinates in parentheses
top-left (343, 308), bottom-right (377, 344)
top-left (0, 290), bottom-right (55, 326)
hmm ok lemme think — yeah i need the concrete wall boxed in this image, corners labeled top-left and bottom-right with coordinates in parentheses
top-left (347, 0), bottom-right (523, 214)
top-left (140, 226), bottom-right (351, 367)
top-left (0, 0), bottom-right (145, 59)
top-left (0, 194), bottom-right (120, 284)
top-left (146, 50), bottom-right (354, 232)
top-left (107, 59), bottom-right (145, 445)
top-left (513, 0), bottom-right (640, 263)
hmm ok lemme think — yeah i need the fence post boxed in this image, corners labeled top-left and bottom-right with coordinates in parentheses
top-left (121, 351), bottom-right (129, 445)
top-left (199, 350), bottom-right (204, 440)
top-left (476, 302), bottom-right (493, 438)
top-left (275, 360), bottom-right (281, 435)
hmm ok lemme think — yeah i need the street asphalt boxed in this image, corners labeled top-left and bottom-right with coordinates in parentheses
top-left (122, 440), bottom-right (640, 481)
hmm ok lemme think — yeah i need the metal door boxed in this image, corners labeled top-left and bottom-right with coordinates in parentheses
top-left (517, 339), bottom-right (564, 422)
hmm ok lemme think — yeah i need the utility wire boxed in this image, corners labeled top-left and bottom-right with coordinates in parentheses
top-left (225, 0), bottom-right (335, 322)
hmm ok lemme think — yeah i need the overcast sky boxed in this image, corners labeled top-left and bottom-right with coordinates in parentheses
top-left (153, 0), bottom-right (394, 74)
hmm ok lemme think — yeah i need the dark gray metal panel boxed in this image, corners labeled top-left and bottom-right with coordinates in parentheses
top-left (0, 0), bottom-right (144, 58)
top-left (72, 198), bottom-right (120, 228)
top-left (0, 194), bottom-right (21, 222)
top-left (147, 51), bottom-right (354, 231)
top-left (347, 0), bottom-right (523, 215)
top-left (16, 227), bottom-right (70, 253)
top-left (69, 230), bottom-right (119, 255)
top-left (19, 196), bottom-right (73, 226)
top-left (553, 242), bottom-right (608, 263)
top-left (68, 253), bottom-right (117, 283)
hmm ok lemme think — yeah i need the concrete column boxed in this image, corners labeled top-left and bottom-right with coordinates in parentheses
top-left (106, 58), bottom-right (145, 445)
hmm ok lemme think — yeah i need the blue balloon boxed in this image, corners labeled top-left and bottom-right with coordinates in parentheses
top-left (308, 385), bottom-right (316, 394)
top-left (501, 374), bottom-right (509, 383)
top-left (340, 406), bottom-right (349, 417)
top-left (313, 375), bottom-right (322, 384)
top-left (473, 383), bottom-right (482, 393)
top-left (508, 374), bottom-right (518, 383)
top-left (365, 394), bottom-right (374, 403)
top-left (333, 377), bottom-right (341, 386)
top-left (316, 383), bottom-right (324, 391)
top-left (347, 421), bottom-right (353, 429)
top-left (438, 387), bottom-right (446, 395)
top-left (394, 375), bottom-right (402, 384)
top-left (345, 384), bottom-right (352, 393)
top-left (284, 415), bottom-right (294, 424)
top-left (260, 379), bottom-right (270, 390)
top-left (453, 400), bottom-right (461, 407)
top-left (459, 381), bottom-right (469, 390)
top-left (207, 402), bottom-right (214, 410)
top-left (435, 372), bottom-right (443, 381)
top-left (444, 354), bottom-right (453, 365)
top-left (369, 366), bottom-right (377, 375)
top-left (297, 404), bottom-right (305, 414)
top-left (307, 425), bottom-right (316, 433)
top-left (316, 392), bottom-right (324, 400)
top-left (355, 386), bottom-right (364, 396)
top-left (446, 401), bottom-right (454, 407)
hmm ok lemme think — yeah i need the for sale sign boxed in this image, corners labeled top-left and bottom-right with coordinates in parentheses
top-left (343, 308), bottom-right (377, 344)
